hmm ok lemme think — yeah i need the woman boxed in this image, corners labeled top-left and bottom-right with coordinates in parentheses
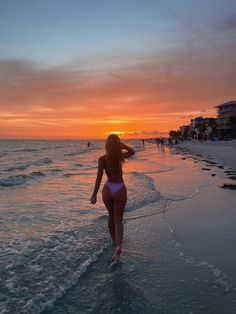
top-left (90, 134), bottom-right (135, 262)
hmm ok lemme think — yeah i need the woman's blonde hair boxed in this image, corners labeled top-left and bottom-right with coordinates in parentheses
top-left (105, 134), bottom-right (123, 176)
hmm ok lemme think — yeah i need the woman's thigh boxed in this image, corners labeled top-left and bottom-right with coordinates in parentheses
top-left (102, 184), bottom-right (114, 214)
top-left (113, 186), bottom-right (127, 222)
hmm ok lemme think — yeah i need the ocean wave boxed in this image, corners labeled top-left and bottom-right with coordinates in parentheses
top-left (0, 171), bottom-right (45, 186)
top-left (1, 222), bottom-right (109, 313)
top-left (141, 167), bottom-right (174, 175)
top-left (37, 157), bottom-right (52, 164)
top-left (64, 147), bottom-right (93, 157)
top-left (132, 146), bottom-right (145, 153)
top-left (196, 261), bottom-right (231, 292)
top-left (0, 152), bottom-right (8, 157)
top-left (125, 172), bottom-right (161, 211)
top-left (49, 168), bottom-right (63, 173)
top-left (6, 164), bottom-right (30, 171)
top-left (21, 243), bottom-right (109, 313)
top-left (161, 177), bottom-right (215, 201)
top-left (30, 171), bottom-right (45, 177)
top-left (63, 173), bottom-right (78, 177)
top-left (63, 168), bottom-right (96, 176)
top-left (13, 148), bottom-right (38, 153)
top-left (125, 169), bottom-right (212, 215)
top-left (0, 175), bottom-right (27, 186)
top-left (5, 158), bottom-right (53, 172)
top-left (125, 198), bottom-right (171, 221)
top-left (64, 151), bottom-right (81, 156)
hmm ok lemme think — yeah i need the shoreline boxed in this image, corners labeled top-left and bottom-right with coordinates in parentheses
top-left (175, 140), bottom-right (236, 189)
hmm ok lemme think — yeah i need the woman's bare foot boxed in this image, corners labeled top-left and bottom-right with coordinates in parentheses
top-left (111, 247), bottom-right (121, 262)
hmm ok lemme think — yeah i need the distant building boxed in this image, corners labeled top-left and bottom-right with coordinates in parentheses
top-left (180, 125), bottom-right (192, 138)
top-left (190, 116), bottom-right (205, 128)
top-left (215, 101), bottom-right (236, 138)
top-left (204, 118), bottom-right (217, 126)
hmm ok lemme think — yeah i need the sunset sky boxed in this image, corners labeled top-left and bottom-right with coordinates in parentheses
top-left (1, 0), bottom-right (236, 139)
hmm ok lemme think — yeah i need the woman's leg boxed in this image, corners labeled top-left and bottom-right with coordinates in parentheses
top-left (102, 184), bottom-right (115, 243)
top-left (112, 186), bottom-right (127, 261)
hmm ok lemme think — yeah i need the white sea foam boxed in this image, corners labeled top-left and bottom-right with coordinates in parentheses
top-left (21, 243), bottom-right (109, 314)
top-left (125, 172), bottom-right (161, 211)
top-left (0, 305), bottom-right (7, 314)
top-left (196, 261), bottom-right (231, 292)
top-left (0, 171), bottom-right (46, 187)
top-left (0, 175), bottom-right (26, 186)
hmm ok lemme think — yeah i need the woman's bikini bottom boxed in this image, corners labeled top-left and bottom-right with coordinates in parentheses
top-left (105, 180), bottom-right (126, 196)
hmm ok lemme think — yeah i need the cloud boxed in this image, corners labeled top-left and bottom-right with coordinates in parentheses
top-left (0, 40), bottom-right (236, 138)
top-left (180, 114), bottom-right (194, 119)
top-left (215, 13), bottom-right (236, 31)
top-left (121, 130), bottom-right (167, 136)
top-left (0, 58), bottom-right (90, 110)
top-left (1, 49), bottom-right (235, 116)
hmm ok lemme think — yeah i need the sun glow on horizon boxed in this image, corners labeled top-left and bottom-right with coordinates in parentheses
top-left (105, 131), bottom-right (124, 135)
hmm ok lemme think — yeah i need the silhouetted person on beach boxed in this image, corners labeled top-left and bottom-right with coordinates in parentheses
top-left (90, 134), bottom-right (135, 262)
top-left (168, 137), bottom-right (173, 145)
top-left (159, 137), bottom-right (164, 146)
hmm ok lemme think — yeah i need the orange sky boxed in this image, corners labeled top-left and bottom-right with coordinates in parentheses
top-left (0, 55), bottom-right (234, 139)
top-left (1, 1), bottom-right (236, 139)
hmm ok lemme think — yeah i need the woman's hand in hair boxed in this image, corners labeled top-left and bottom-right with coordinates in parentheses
top-left (121, 143), bottom-right (135, 158)
top-left (120, 142), bottom-right (126, 149)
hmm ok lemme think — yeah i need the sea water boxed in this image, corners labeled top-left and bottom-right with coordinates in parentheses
top-left (0, 140), bottom-right (236, 313)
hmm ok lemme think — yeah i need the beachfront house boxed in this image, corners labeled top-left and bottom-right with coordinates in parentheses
top-left (180, 125), bottom-right (192, 139)
top-left (205, 118), bottom-right (218, 139)
top-left (215, 101), bottom-right (236, 139)
top-left (180, 116), bottom-right (218, 140)
top-left (190, 116), bottom-right (205, 128)
top-left (190, 116), bottom-right (207, 139)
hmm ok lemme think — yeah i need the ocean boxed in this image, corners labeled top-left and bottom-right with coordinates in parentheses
top-left (1, 140), bottom-right (236, 313)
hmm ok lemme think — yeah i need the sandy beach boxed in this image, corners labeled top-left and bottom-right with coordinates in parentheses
top-left (177, 140), bottom-right (236, 168)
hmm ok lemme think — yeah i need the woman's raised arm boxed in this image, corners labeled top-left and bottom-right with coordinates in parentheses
top-left (121, 143), bottom-right (135, 158)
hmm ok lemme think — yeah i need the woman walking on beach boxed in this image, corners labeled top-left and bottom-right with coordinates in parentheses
top-left (90, 134), bottom-right (135, 262)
